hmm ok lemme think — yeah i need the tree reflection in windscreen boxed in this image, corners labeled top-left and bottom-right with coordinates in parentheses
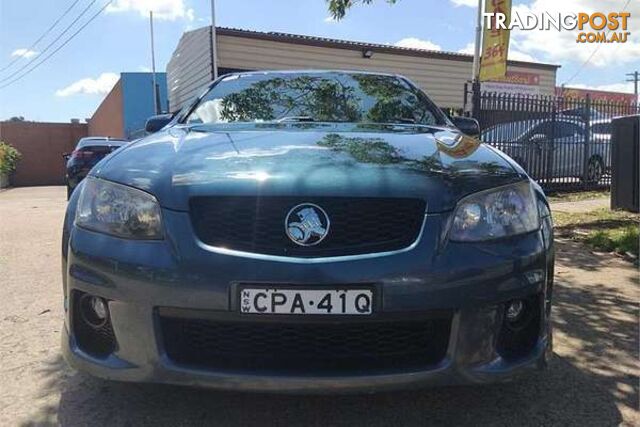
top-left (186, 72), bottom-right (442, 126)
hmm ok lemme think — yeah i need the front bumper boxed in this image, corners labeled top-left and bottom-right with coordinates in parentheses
top-left (61, 209), bottom-right (553, 393)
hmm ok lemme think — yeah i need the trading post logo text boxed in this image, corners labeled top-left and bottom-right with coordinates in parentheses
top-left (483, 11), bottom-right (631, 43)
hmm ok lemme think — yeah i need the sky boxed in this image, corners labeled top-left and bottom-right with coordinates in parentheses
top-left (0, 0), bottom-right (638, 122)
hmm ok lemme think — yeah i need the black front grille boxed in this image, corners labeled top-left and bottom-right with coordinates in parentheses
top-left (189, 197), bottom-right (426, 257)
top-left (159, 315), bottom-right (452, 374)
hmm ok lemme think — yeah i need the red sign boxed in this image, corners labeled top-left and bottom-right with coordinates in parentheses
top-left (489, 71), bottom-right (540, 86)
top-left (556, 86), bottom-right (637, 105)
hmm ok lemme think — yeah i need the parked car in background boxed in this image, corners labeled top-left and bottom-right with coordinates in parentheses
top-left (590, 118), bottom-right (612, 139)
top-left (558, 106), bottom-right (607, 121)
top-left (481, 118), bottom-right (609, 184)
top-left (64, 137), bottom-right (128, 199)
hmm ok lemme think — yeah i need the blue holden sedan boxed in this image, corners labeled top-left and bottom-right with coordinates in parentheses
top-left (61, 70), bottom-right (554, 393)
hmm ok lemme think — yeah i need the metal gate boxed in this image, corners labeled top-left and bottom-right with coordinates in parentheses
top-left (466, 84), bottom-right (639, 191)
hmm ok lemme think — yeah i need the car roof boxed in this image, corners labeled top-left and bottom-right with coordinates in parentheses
top-left (77, 137), bottom-right (128, 148)
top-left (485, 117), bottom-right (584, 131)
top-left (220, 69), bottom-right (403, 80)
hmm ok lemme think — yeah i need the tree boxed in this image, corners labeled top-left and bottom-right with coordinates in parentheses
top-left (318, 133), bottom-right (402, 164)
top-left (218, 75), bottom-right (362, 122)
top-left (8, 116), bottom-right (25, 122)
top-left (351, 74), bottom-right (433, 124)
top-left (196, 72), bottom-right (437, 125)
top-left (326, 0), bottom-right (398, 20)
top-left (0, 142), bottom-right (22, 175)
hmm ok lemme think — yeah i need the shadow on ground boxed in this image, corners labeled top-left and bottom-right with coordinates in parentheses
top-left (23, 242), bottom-right (637, 427)
top-left (554, 237), bottom-right (639, 274)
top-left (551, 241), bottom-right (639, 421)
top-left (24, 353), bottom-right (625, 427)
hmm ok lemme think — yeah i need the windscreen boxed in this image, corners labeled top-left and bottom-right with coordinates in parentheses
top-left (185, 72), bottom-right (445, 126)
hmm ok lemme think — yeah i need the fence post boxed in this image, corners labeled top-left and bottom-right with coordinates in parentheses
top-left (548, 96), bottom-right (556, 184)
top-left (471, 80), bottom-right (481, 120)
top-left (582, 94), bottom-right (591, 188)
top-left (463, 82), bottom-right (469, 115)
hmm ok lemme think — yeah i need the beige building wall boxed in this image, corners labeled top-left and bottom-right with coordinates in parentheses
top-left (216, 34), bottom-right (557, 109)
top-left (167, 28), bottom-right (214, 112)
top-left (167, 27), bottom-right (558, 111)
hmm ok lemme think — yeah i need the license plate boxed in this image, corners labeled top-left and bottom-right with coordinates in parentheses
top-left (239, 288), bottom-right (374, 315)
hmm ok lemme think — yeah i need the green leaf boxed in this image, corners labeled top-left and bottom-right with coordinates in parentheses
top-left (326, 0), bottom-right (398, 20)
top-left (0, 142), bottom-right (22, 175)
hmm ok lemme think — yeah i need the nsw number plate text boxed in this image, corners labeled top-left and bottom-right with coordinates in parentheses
top-left (239, 288), bottom-right (373, 315)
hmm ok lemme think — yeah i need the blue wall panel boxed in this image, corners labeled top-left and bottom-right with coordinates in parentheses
top-left (121, 72), bottom-right (168, 139)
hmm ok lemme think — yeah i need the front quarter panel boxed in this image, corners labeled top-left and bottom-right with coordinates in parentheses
top-left (62, 180), bottom-right (85, 301)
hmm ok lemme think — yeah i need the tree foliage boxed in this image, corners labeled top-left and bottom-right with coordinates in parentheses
top-left (0, 142), bottom-right (22, 175)
top-left (219, 76), bottom-right (362, 122)
top-left (318, 133), bottom-right (402, 164)
top-left (351, 74), bottom-right (431, 124)
top-left (326, 0), bottom-right (398, 20)
top-left (211, 73), bottom-right (437, 125)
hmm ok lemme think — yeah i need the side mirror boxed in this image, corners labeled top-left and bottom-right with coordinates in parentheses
top-left (62, 152), bottom-right (71, 161)
top-left (145, 113), bottom-right (173, 134)
top-left (451, 116), bottom-right (480, 137)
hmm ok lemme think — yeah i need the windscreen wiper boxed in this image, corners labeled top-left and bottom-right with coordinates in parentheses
top-left (391, 117), bottom-right (417, 124)
top-left (276, 116), bottom-right (316, 122)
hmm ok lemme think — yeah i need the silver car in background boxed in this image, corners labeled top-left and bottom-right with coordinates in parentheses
top-left (481, 118), bottom-right (609, 184)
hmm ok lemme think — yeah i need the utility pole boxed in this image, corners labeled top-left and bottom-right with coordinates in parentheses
top-left (211, 0), bottom-right (218, 80)
top-left (472, 0), bottom-right (483, 83)
top-left (626, 71), bottom-right (639, 104)
top-left (149, 11), bottom-right (160, 114)
top-left (469, 0), bottom-right (483, 116)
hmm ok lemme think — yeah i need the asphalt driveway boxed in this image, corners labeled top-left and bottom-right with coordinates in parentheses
top-left (0, 186), bottom-right (637, 426)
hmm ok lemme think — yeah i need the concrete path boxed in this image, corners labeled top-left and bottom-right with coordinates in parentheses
top-left (551, 197), bottom-right (610, 214)
top-left (1, 187), bottom-right (637, 426)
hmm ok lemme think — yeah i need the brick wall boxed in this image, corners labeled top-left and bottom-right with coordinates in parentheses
top-left (0, 121), bottom-right (88, 186)
top-left (88, 80), bottom-right (124, 138)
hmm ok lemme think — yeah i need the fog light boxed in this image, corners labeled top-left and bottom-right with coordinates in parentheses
top-left (79, 294), bottom-right (108, 328)
top-left (506, 300), bottom-right (524, 322)
top-left (91, 297), bottom-right (107, 320)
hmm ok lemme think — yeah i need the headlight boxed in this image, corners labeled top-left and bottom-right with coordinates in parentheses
top-left (449, 181), bottom-right (539, 242)
top-left (75, 177), bottom-right (163, 239)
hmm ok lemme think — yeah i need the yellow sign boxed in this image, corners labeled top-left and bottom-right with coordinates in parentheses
top-left (479, 0), bottom-right (512, 82)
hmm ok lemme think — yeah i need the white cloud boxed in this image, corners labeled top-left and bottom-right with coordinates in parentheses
top-left (324, 16), bottom-right (338, 23)
top-left (510, 0), bottom-right (640, 69)
top-left (569, 82), bottom-right (635, 94)
top-left (138, 65), bottom-right (152, 72)
top-left (458, 42), bottom-right (475, 55)
top-left (507, 38), bottom-right (539, 62)
top-left (106, 0), bottom-right (194, 21)
top-left (507, 49), bottom-right (537, 62)
top-left (450, 0), bottom-right (477, 7)
top-left (395, 37), bottom-right (441, 51)
top-left (457, 41), bottom-right (538, 62)
top-left (11, 48), bottom-right (38, 59)
top-left (55, 73), bottom-right (119, 97)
